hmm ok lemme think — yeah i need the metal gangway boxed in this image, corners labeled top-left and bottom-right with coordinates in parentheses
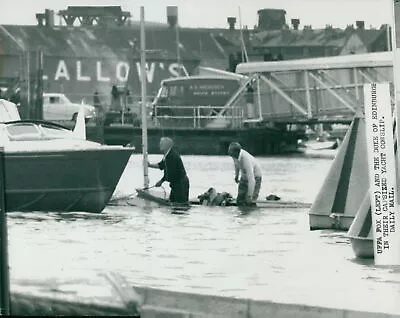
top-left (203, 52), bottom-right (394, 126)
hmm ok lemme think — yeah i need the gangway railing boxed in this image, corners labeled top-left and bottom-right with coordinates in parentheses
top-left (235, 52), bottom-right (394, 123)
top-left (153, 105), bottom-right (244, 129)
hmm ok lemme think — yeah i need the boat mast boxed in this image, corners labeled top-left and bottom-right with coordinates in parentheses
top-left (238, 6), bottom-right (248, 62)
top-left (140, 6), bottom-right (150, 189)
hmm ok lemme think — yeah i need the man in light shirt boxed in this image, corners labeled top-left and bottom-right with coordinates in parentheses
top-left (228, 142), bottom-right (262, 206)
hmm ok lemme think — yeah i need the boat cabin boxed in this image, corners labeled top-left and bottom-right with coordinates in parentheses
top-left (151, 75), bottom-right (253, 129)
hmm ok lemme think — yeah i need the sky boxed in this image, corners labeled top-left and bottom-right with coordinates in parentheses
top-left (0, 0), bottom-right (394, 29)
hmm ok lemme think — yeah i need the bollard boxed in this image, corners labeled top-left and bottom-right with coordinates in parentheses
top-left (0, 147), bottom-right (10, 315)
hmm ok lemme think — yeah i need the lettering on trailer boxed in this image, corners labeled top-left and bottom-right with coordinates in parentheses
top-left (188, 84), bottom-right (233, 97)
top-left (50, 60), bottom-right (183, 83)
top-left (364, 82), bottom-right (400, 265)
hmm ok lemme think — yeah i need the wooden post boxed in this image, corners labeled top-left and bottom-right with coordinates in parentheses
top-left (140, 6), bottom-right (150, 189)
top-left (36, 50), bottom-right (44, 120)
top-left (0, 148), bottom-right (10, 315)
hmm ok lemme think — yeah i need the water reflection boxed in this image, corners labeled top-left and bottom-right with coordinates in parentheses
top-left (8, 211), bottom-right (128, 224)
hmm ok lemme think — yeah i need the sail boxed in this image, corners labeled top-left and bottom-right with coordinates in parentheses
top-left (72, 105), bottom-right (86, 140)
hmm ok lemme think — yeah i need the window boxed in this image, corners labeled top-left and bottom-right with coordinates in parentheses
top-left (159, 87), bottom-right (168, 98)
top-left (168, 85), bottom-right (184, 98)
top-left (40, 124), bottom-right (71, 138)
top-left (6, 123), bottom-right (41, 140)
top-left (49, 96), bottom-right (60, 104)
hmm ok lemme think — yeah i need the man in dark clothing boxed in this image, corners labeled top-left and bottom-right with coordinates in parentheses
top-left (148, 137), bottom-right (190, 204)
top-left (245, 84), bottom-right (255, 119)
top-left (111, 85), bottom-right (120, 111)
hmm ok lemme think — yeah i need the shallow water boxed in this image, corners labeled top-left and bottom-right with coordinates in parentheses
top-left (7, 154), bottom-right (400, 314)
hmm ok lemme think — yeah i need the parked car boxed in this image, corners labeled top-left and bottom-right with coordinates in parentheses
top-left (43, 93), bottom-right (96, 121)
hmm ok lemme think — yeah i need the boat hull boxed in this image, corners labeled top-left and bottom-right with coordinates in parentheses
top-left (349, 237), bottom-right (374, 258)
top-left (309, 213), bottom-right (354, 231)
top-left (4, 148), bottom-right (133, 213)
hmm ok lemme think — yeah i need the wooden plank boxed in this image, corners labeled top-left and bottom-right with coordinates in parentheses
top-left (135, 189), bottom-right (311, 209)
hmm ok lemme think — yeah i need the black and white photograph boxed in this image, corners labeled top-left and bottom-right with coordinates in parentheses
top-left (0, 0), bottom-right (399, 316)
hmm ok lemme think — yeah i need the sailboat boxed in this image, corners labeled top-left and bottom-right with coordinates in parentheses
top-left (0, 100), bottom-right (134, 213)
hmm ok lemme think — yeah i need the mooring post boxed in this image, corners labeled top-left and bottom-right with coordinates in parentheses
top-left (0, 147), bottom-right (10, 315)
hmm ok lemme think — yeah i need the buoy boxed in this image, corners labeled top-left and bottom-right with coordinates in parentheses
top-left (309, 116), bottom-right (369, 231)
top-left (347, 193), bottom-right (373, 258)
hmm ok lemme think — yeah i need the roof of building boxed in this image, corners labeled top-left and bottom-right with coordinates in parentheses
top-left (0, 25), bottom-right (208, 61)
top-left (355, 28), bottom-right (386, 48)
top-left (0, 23), bottom-right (388, 64)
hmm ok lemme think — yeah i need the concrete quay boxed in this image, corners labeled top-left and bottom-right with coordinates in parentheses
top-left (10, 272), bottom-right (400, 317)
top-left (136, 285), bottom-right (400, 318)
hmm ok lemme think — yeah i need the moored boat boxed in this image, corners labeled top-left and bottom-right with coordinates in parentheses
top-left (0, 99), bottom-right (134, 213)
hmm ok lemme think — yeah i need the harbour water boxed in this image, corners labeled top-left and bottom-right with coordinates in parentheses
top-left (7, 154), bottom-right (400, 314)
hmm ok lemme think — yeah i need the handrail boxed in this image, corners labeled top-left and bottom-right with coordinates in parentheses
top-left (153, 105), bottom-right (244, 129)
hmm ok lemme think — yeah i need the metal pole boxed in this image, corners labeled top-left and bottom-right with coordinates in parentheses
top-left (27, 51), bottom-right (31, 119)
top-left (256, 75), bottom-right (262, 121)
top-left (238, 6), bottom-right (248, 62)
top-left (36, 50), bottom-right (44, 120)
top-left (140, 6), bottom-right (150, 189)
top-left (304, 70), bottom-right (312, 118)
top-left (0, 147), bottom-right (10, 316)
top-left (176, 20), bottom-right (181, 76)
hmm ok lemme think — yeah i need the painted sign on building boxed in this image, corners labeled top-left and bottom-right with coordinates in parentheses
top-left (40, 57), bottom-right (199, 101)
top-left (0, 54), bottom-right (199, 102)
top-left (48, 59), bottom-right (185, 84)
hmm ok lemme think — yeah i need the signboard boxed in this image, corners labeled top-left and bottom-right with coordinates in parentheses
top-left (0, 55), bottom-right (200, 102)
top-left (169, 78), bottom-right (240, 106)
top-left (364, 82), bottom-right (400, 265)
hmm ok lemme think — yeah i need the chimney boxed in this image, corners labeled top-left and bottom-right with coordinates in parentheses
top-left (356, 20), bottom-right (365, 30)
top-left (291, 18), bottom-right (300, 30)
top-left (36, 13), bottom-right (45, 26)
top-left (257, 8), bottom-right (286, 30)
top-left (303, 25), bottom-right (313, 38)
top-left (166, 6), bottom-right (178, 28)
top-left (227, 17), bottom-right (236, 30)
top-left (45, 9), bottom-right (54, 27)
